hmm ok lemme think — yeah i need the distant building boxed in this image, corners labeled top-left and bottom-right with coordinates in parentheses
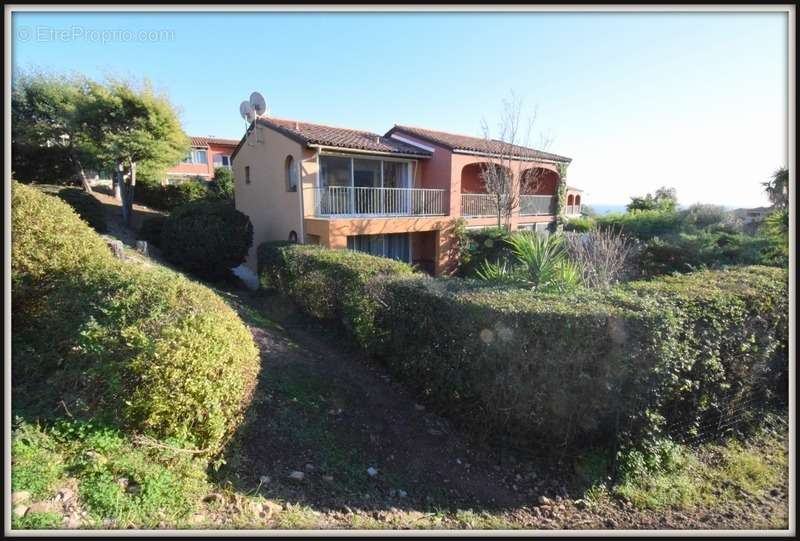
top-left (731, 206), bottom-right (772, 234)
top-left (163, 136), bottom-right (239, 185)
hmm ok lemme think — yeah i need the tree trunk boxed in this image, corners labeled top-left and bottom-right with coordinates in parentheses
top-left (78, 165), bottom-right (93, 194)
top-left (120, 160), bottom-right (137, 227)
top-left (112, 170), bottom-right (122, 201)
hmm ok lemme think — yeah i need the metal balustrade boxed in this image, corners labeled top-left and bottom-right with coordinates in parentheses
top-left (519, 195), bottom-right (555, 216)
top-left (309, 186), bottom-right (446, 217)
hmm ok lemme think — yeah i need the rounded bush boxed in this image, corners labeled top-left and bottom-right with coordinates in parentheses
top-left (137, 214), bottom-right (167, 248)
top-left (161, 200), bottom-right (253, 281)
top-left (12, 181), bottom-right (260, 456)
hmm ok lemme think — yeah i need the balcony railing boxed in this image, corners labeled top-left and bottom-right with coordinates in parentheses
top-left (309, 186), bottom-right (446, 217)
top-left (565, 204), bottom-right (583, 216)
top-left (461, 193), bottom-right (500, 217)
top-left (461, 193), bottom-right (556, 218)
top-left (519, 195), bottom-right (555, 216)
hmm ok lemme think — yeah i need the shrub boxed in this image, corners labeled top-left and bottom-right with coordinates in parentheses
top-left (210, 167), bottom-right (234, 200)
top-left (12, 181), bottom-right (260, 456)
top-left (638, 231), bottom-right (772, 277)
top-left (33, 184), bottom-right (108, 233)
top-left (160, 200), bottom-right (253, 281)
top-left (476, 232), bottom-right (582, 293)
top-left (564, 228), bottom-right (639, 288)
top-left (134, 176), bottom-right (211, 211)
top-left (137, 215), bottom-right (167, 248)
top-left (596, 210), bottom-right (685, 241)
top-left (458, 227), bottom-right (514, 277)
top-left (369, 266), bottom-right (787, 451)
top-left (257, 242), bottom-right (414, 345)
top-left (563, 216), bottom-right (596, 233)
top-left (257, 238), bottom-right (788, 453)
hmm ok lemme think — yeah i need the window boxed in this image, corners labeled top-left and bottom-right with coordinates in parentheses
top-left (245, 166), bottom-right (251, 184)
top-left (193, 149), bottom-right (208, 165)
top-left (213, 154), bottom-right (232, 168)
top-left (346, 233), bottom-right (411, 263)
top-left (318, 156), bottom-right (411, 215)
top-left (285, 155), bottom-right (298, 192)
top-left (288, 230), bottom-right (298, 243)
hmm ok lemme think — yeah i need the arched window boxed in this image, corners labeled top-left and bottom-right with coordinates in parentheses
top-left (288, 230), bottom-right (298, 243)
top-left (285, 155), bottom-right (298, 192)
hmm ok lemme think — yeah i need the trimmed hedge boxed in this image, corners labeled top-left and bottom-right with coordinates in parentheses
top-left (33, 184), bottom-right (108, 233)
top-left (258, 242), bottom-right (414, 344)
top-left (161, 200), bottom-right (253, 281)
top-left (12, 182), bottom-right (260, 456)
top-left (258, 241), bottom-right (788, 452)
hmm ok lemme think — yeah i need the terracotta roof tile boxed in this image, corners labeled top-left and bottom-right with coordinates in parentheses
top-left (189, 136), bottom-right (239, 148)
top-left (387, 125), bottom-right (571, 163)
top-left (256, 117), bottom-right (431, 156)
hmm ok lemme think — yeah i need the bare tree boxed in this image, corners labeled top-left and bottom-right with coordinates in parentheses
top-left (479, 93), bottom-right (553, 229)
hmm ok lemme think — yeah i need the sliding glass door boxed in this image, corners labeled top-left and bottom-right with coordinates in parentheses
top-left (346, 233), bottom-right (411, 263)
top-left (319, 155), bottom-right (411, 215)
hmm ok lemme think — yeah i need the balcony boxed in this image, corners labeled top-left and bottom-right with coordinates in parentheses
top-left (308, 186), bottom-right (446, 218)
top-left (461, 193), bottom-right (555, 217)
top-left (565, 204), bottom-right (583, 216)
top-left (519, 195), bottom-right (555, 216)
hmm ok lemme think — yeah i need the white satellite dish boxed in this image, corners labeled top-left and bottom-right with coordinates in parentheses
top-left (250, 92), bottom-right (268, 116)
top-left (239, 100), bottom-right (253, 120)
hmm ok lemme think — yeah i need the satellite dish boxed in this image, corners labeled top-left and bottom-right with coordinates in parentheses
top-left (239, 100), bottom-right (253, 120)
top-left (250, 92), bottom-right (267, 116)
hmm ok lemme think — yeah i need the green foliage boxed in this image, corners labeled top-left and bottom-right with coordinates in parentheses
top-left (134, 176), bottom-right (211, 211)
top-left (34, 184), bottom-right (108, 233)
top-left (11, 420), bottom-right (209, 529)
top-left (136, 215), bottom-right (167, 248)
top-left (257, 242), bottom-right (414, 346)
top-left (12, 182), bottom-right (260, 456)
top-left (595, 210), bottom-right (685, 241)
top-left (760, 208), bottom-right (789, 266)
top-left (563, 216), bottom-right (596, 232)
top-left (500, 232), bottom-right (583, 292)
top-left (762, 167), bottom-right (788, 210)
top-left (638, 231), bottom-right (772, 277)
top-left (458, 227), bottom-right (514, 277)
top-left (210, 167), bottom-right (235, 200)
top-left (627, 186), bottom-right (678, 213)
top-left (11, 69), bottom-right (98, 184)
top-left (257, 240), bottom-right (788, 453)
top-left (11, 421), bottom-right (66, 499)
top-left (160, 200), bottom-right (254, 281)
top-left (680, 203), bottom-right (731, 230)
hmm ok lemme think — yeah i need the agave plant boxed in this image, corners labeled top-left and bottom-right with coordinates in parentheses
top-left (476, 231), bottom-right (583, 292)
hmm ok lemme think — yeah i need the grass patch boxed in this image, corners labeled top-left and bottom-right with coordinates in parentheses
top-left (11, 419), bottom-right (210, 529)
top-left (609, 430), bottom-right (786, 510)
top-left (12, 511), bottom-right (63, 530)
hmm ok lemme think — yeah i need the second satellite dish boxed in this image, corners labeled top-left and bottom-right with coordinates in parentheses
top-left (239, 100), bottom-right (253, 119)
top-left (250, 92), bottom-right (267, 116)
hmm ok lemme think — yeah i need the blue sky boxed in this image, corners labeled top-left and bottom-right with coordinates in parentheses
top-left (12, 10), bottom-right (788, 207)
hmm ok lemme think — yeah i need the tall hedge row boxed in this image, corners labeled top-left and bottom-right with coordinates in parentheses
top-left (258, 242), bottom-right (788, 452)
top-left (12, 182), bottom-right (260, 456)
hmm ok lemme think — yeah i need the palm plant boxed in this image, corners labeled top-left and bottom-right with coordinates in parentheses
top-left (476, 231), bottom-right (582, 292)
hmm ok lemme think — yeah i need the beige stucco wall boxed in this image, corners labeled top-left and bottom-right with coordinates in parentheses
top-left (233, 126), bottom-right (305, 271)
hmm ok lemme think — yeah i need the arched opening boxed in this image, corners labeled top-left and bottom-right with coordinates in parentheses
top-left (574, 195), bottom-right (581, 214)
top-left (460, 162), bottom-right (514, 193)
top-left (520, 167), bottom-right (560, 195)
top-left (567, 194), bottom-right (575, 206)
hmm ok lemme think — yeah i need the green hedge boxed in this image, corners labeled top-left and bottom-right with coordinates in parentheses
top-left (457, 227), bottom-right (514, 278)
top-left (258, 242), bottom-right (414, 345)
top-left (134, 177), bottom-right (211, 211)
top-left (12, 182), bottom-right (260, 456)
top-left (33, 184), bottom-right (108, 233)
top-left (258, 241), bottom-right (788, 452)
